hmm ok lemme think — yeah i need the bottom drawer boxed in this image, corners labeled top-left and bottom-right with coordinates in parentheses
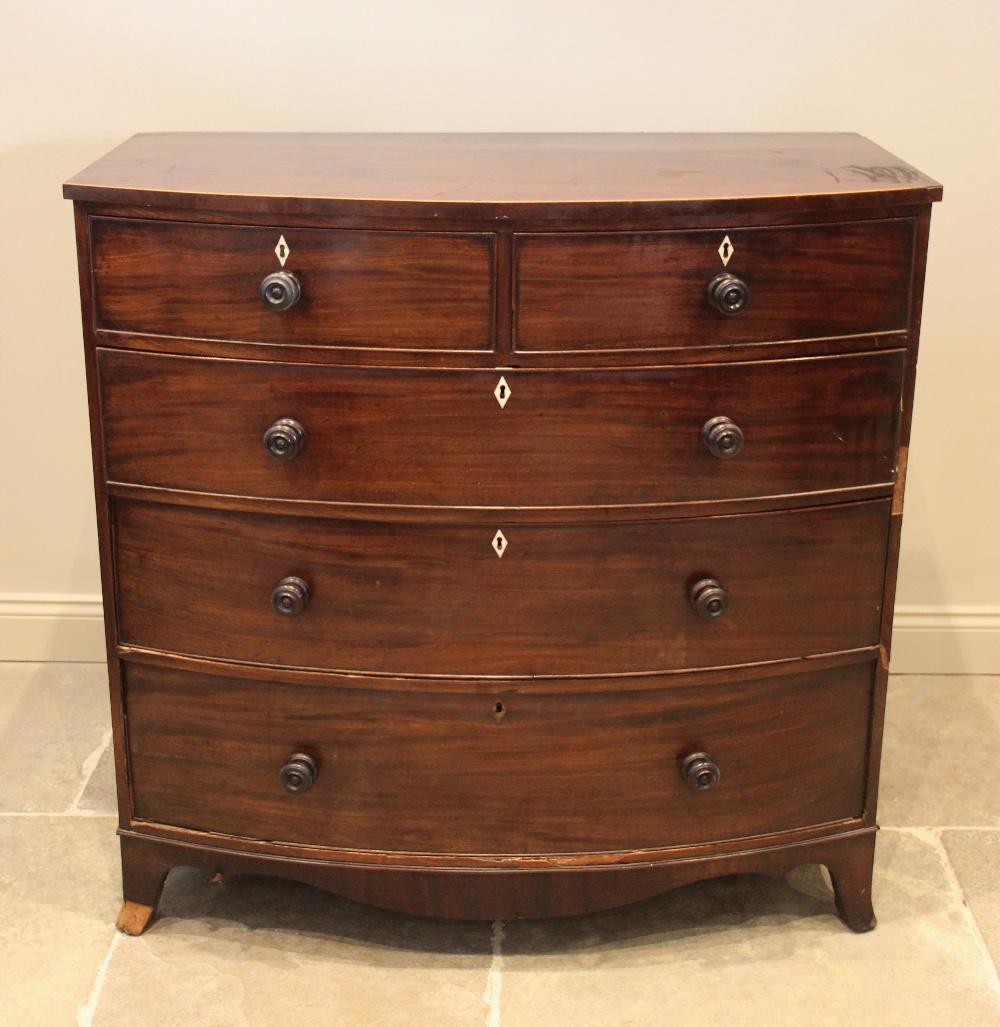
top-left (124, 661), bottom-right (874, 855)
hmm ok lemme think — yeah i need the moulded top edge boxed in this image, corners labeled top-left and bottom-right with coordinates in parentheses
top-left (63, 132), bottom-right (943, 215)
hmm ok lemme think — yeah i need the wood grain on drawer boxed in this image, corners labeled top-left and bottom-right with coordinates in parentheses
top-left (114, 499), bottom-right (890, 676)
top-left (90, 218), bottom-right (495, 350)
top-left (99, 349), bottom-right (905, 507)
top-left (514, 219), bottom-right (914, 351)
top-left (124, 660), bottom-right (873, 854)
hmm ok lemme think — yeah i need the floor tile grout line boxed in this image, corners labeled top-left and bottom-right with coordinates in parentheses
top-left (0, 811), bottom-right (116, 818)
top-left (67, 727), bottom-right (113, 814)
top-left (882, 825), bottom-right (1000, 832)
top-left (482, 918), bottom-right (503, 1027)
top-left (0, 660), bottom-right (107, 666)
top-left (76, 928), bottom-right (120, 1027)
top-left (889, 673), bottom-right (1000, 678)
top-left (898, 826), bottom-right (1000, 1005)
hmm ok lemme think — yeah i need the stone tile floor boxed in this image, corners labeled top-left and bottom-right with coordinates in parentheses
top-left (1, 664), bottom-right (998, 1026)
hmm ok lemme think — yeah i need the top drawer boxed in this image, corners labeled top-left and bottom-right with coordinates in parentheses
top-left (514, 220), bottom-right (914, 352)
top-left (90, 218), bottom-right (495, 350)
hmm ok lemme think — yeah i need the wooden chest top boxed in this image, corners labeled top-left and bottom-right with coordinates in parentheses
top-left (63, 132), bottom-right (942, 218)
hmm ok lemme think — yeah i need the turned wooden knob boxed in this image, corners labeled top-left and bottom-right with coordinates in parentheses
top-left (260, 270), bottom-right (301, 311)
top-left (682, 752), bottom-right (721, 792)
top-left (689, 578), bottom-right (730, 621)
top-left (263, 418), bottom-right (306, 460)
top-left (279, 753), bottom-right (317, 794)
top-left (701, 415), bottom-right (744, 460)
top-left (271, 576), bottom-right (310, 617)
top-left (707, 272), bottom-right (749, 315)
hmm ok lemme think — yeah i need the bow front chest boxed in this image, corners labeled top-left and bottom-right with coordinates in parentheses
top-left (65, 133), bottom-right (941, 935)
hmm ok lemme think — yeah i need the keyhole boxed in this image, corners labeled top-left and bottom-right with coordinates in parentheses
top-left (722, 242), bottom-right (730, 259)
top-left (496, 537), bottom-right (503, 552)
top-left (494, 700), bottom-right (506, 722)
top-left (279, 244), bottom-right (287, 259)
top-left (499, 384), bottom-right (506, 399)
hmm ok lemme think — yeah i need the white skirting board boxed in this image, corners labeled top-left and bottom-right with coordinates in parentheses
top-left (0, 594), bottom-right (107, 663)
top-left (0, 594), bottom-right (997, 673)
top-left (886, 606), bottom-right (1000, 675)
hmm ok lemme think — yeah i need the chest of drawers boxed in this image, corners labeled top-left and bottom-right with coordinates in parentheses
top-left (65, 133), bottom-right (941, 935)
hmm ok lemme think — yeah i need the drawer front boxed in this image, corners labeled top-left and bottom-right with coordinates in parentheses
top-left (514, 220), bottom-right (914, 351)
top-left (100, 349), bottom-right (905, 507)
top-left (91, 218), bottom-right (495, 350)
top-left (125, 661), bottom-right (873, 854)
top-left (114, 500), bottom-right (890, 675)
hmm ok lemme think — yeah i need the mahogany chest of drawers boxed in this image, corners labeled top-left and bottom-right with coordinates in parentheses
top-left (65, 133), bottom-right (941, 935)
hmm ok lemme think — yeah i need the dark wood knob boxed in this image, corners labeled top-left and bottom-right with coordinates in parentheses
top-left (260, 270), bottom-right (301, 311)
top-left (682, 752), bottom-right (720, 792)
top-left (707, 272), bottom-right (749, 315)
top-left (263, 418), bottom-right (306, 460)
top-left (701, 415), bottom-right (744, 460)
top-left (279, 753), bottom-right (317, 794)
top-left (271, 576), bottom-right (310, 617)
top-left (689, 578), bottom-right (730, 621)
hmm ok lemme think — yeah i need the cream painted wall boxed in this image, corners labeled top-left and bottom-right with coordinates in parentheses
top-left (2, 1), bottom-right (997, 665)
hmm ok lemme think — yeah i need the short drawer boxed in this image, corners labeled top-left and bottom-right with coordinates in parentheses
top-left (514, 219), bottom-right (914, 351)
top-left (99, 349), bottom-right (905, 507)
top-left (125, 661), bottom-right (873, 854)
top-left (114, 499), bottom-right (890, 676)
top-left (90, 217), bottom-right (495, 350)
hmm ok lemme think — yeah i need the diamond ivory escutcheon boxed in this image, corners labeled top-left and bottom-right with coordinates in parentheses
top-left (718, 234), bottom-right (734, 266)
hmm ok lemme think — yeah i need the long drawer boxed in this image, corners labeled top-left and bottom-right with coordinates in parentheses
top-left (114, 499), bottom-right (890, 676)
top-left (125, 660), bottom-right (873, 854)
top-left (514, 219), bottom-right (914, 351)
top-left (99, 349), bottom-right (905, 507)
top-left (90, 218), bottom-right (495, 350)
